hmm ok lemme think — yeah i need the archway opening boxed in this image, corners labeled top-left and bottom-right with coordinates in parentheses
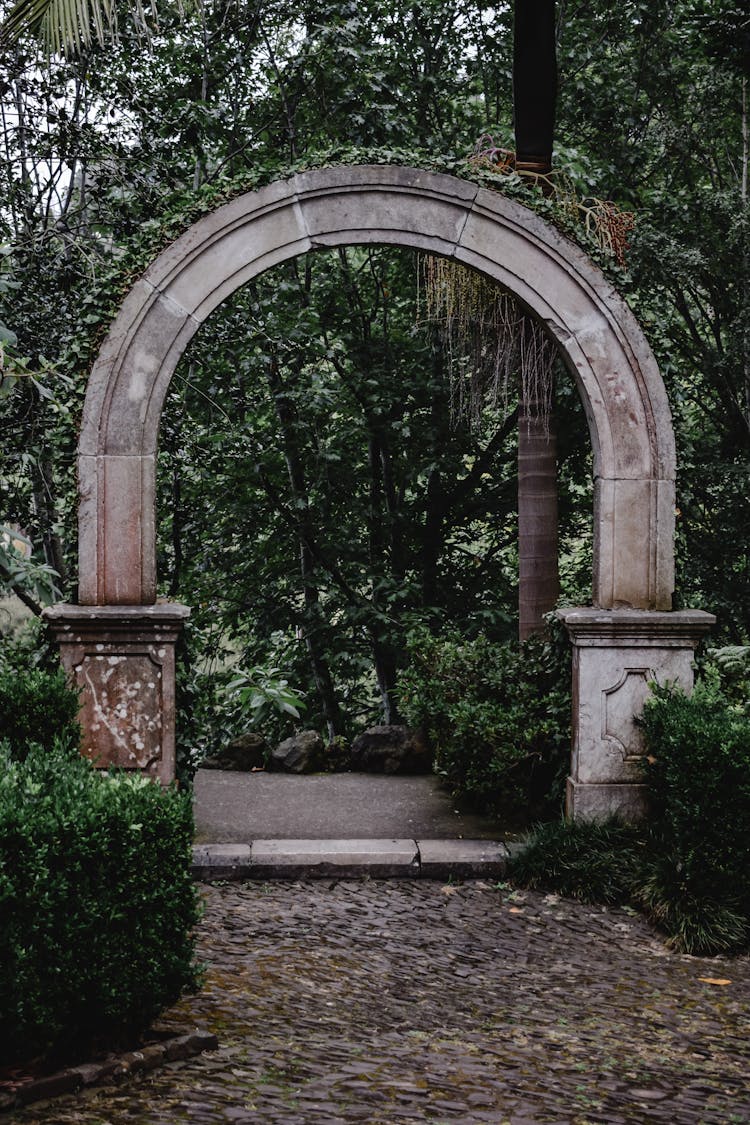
top-left (157, 245), bottom-right (593, 816)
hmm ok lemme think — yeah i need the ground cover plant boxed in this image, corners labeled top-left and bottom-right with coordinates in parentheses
top-left (511, 672), bottom-right (750, 955)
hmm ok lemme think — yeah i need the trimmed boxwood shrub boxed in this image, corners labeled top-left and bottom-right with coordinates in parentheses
top-left (398, 624), bottom-right (570, 819)
top-left (0, 665), bottom-right (80, 758)
top-left (636, 678), bottom-right (750, 953)
top-left (0, 739), bottom-right (200, 1064)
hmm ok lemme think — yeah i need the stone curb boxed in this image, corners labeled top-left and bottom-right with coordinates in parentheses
top-left (192, 839), bottom-right (515, 881)
top-left (0, 1030), bottom-right (218, 1114)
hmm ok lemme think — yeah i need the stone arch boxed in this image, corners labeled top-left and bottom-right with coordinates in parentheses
top-left (78, 164), bottom-right (675, 609)
top-left (46, 164), bottom-right (714, 816)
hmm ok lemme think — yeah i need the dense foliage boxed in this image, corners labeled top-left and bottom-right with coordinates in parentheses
top-left (0, 665), bottom-right (80, 757)
top-left (398, 623), bottom-right (571, 820)
top-left (0, 1), bottom-right (747, 763)
top-left (0, 662), bottom-right (200, 1063)
top-left (512, 673), bottom-right (750, 955)
top-left (0, 739), bottom-right (199, 1063)
top-left (637, 678), bottom-right (750, 952)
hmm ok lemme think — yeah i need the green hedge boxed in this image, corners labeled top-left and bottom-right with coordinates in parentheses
top-left (398, 624), bottom-right (570, 818)
top-left (0, 665), bottom-right (80, 758)
top-left (511, 677), bottom-right (750, 955)
top-left (636, 678), bottom-right (750, 953)
top-left (0, 740), bottom-right (200, 1064)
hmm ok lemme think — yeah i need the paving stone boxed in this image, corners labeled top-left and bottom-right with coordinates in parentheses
top-left (416, 838), bottom-right (510, 879)
top-left (9, 881), bottom-right (750, 1124)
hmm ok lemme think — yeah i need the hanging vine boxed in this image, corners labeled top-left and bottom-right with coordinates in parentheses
top-left (419, 255), bottom-right (557, 434)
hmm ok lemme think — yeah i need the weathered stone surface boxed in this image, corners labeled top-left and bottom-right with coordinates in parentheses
top-left (193, 772), bottom-right (503, 844)
top-left (191, 844), bottom-right (252, 881)
top-left (201, 732), bottom-right (267, 772)
top-left (11, 881), bottom-right (750, 1124)
top-left (64, 164), bottom-right (713, 819)
top-left (349, 725), bottom-right (431, 774)
top-left (16, 1070), bottom-right (82, 1104)
top-left (191, 838), bottom-right (514, 880)
top-left (270, 730), bottom-right (324, 773)
top-left (559, 608), bottom-right (716, 818)
top-left (417, 838), bottom-right (510, 879)
top-left (249, 838), bottom-right (420, 879)
top-left (78, 165), bottom-right (676, 614)
top-left (43, 603), bottom-right (189, 784)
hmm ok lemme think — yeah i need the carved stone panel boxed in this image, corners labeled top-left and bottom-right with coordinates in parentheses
top-left (71, 650), bottom-right (164, 771)
top-left (601, 667), bottom-right (655, 763)
top-left (44, 603), bottom-right (189, 784)
top-left (559, 608), bottom-right (716, 819)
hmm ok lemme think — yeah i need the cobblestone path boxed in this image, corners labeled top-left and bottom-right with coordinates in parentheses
top-left (15, 880), bottom-right (750, 1124)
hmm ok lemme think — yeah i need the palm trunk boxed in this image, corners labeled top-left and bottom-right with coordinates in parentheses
top-left (518, 405), bottom-right (559, 640)
top-left (513, 0), bottom-right (557, 173)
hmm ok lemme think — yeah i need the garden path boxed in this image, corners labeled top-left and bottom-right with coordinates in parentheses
top-left (13, 879), bottom-right (750, 1125)
top-left (193, 771), bottom-right (506, 843)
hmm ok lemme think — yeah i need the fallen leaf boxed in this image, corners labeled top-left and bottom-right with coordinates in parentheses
top-left (508, 906), bottom-right (524, 914)
top-left (441, 885), bottom-right (458, 896)
top-left (697, 977), bottom-right (731, 986)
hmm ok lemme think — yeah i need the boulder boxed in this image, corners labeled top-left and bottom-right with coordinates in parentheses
top-left (201, 731), bottom-right (268, 771)
top-left (270, 730), bottom-right (325, 773)
top-left (349, 725), bottom-right (432, 775)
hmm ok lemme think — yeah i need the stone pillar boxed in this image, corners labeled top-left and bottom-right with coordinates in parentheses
top-left (44, 603), bottom-right (190, 784)
top-left (558, 608), bottom-right (715, 821)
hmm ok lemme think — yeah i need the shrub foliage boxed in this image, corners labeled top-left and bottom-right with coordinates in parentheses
top-left (0, 740), bottom-right (200, 1064)
top-left (398, 624), bottom-right (571, 819)
top-left (636, 678), bottom-right (750, 954)
top-left (511, 677), bottom-right (750, 956)
top-left (0, 665), bottom-right (81, 759)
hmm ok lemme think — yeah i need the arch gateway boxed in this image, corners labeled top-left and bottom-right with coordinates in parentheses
top-left (44, 165), bottom-right (714, 819)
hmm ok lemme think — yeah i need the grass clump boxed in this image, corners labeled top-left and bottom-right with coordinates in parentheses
top-left (511, 675), bottom-right (750, 956)
top-left (510, 818), bottom-right (644, 906)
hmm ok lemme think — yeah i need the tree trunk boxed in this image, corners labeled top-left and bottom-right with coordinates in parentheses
top-left (513, 0), bottom-right (557, 173)
top-left (518, 405), bottom-right (559, 641)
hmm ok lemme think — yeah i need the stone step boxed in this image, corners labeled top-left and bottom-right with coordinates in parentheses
top-left (191, 838), bottom-right (524, 881)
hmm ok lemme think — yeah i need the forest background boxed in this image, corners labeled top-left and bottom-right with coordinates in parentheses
top-left (0, 0), bottom-right (748, 766)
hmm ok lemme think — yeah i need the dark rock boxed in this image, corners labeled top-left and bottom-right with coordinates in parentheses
top-left (201, 732), bottom-right (268, 771)
top-left (270, 730), bottom-right (325, 773)
top-left (349, 725), bottom-right (432, 775)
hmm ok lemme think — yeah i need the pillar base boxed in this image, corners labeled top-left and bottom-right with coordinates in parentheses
top-left (566, 779), bottom-right (649, 822)
top-left (558, 608), bottom-right (715, 820)
top-left (44, 603), bottom-right (190, 784)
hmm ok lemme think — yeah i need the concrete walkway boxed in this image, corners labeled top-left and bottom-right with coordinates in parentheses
top-left (192, 771), bottom-right (517, 880)
top-left (193, 771), bottom-right (505, 842)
